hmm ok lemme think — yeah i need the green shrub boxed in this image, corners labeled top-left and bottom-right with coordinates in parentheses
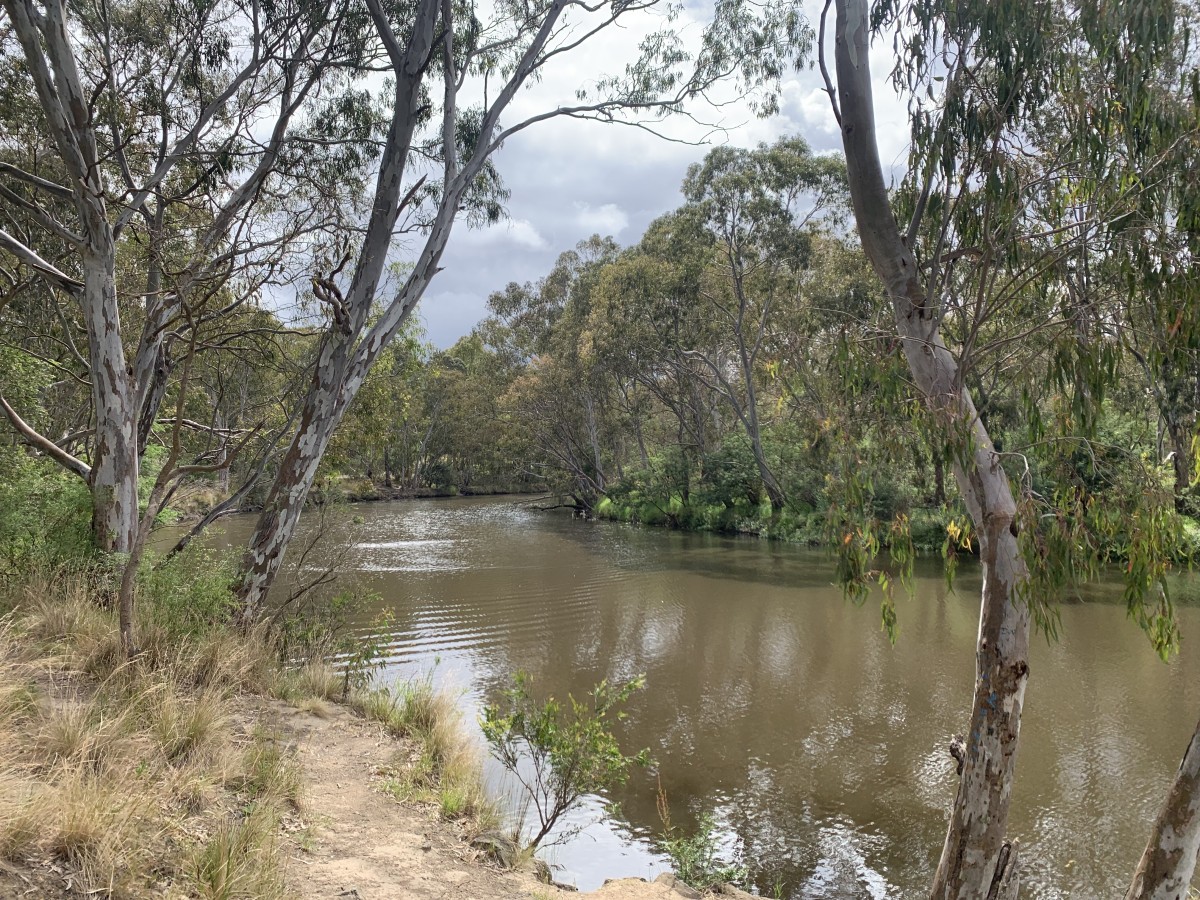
top-left (0, 457), bottom-right (95, 573)
top-left (656, 794), bottom-right (748, 893)
top-left (480, 673), bottom-right (649, 850)
top-left (138, 548), bottom-right (240, 636)
top-left (698, 435), bottom-right (762, 509)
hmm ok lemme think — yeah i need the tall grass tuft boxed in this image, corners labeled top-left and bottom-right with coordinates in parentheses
top-left (0, 564), bottom-right (309, 896)
top-left (190, 804), bottom-right (287, 900)
top-left (361, 675), bottom-right (496, 831)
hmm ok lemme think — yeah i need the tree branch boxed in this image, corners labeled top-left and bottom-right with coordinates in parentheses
top-left (0, 394), bottom-right (91, 479)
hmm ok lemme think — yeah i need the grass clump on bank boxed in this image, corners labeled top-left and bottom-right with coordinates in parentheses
top-left (0, 570), bottom-right (308, 899)
top-left (0, 544), bottom-right (501, 897)
top-left (362, 675), bottom-right (496, 829)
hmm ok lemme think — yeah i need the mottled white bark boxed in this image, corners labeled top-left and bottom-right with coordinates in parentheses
top-left (1127, 715), bottom-right (1200, 900)
top-left (81, 253), bottom-right (139, 553)
top-left (4, 0), bottom-right (329, 554)
top-left (4, 0), bottom-right (140, 551)
top-left (832, 1), bottom-right (1030, 896)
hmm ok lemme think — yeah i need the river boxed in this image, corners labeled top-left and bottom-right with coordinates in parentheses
top-left (197, 495), bottom-right (1200, 899)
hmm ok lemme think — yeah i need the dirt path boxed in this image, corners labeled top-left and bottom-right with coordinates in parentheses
top-left (272, 700), bottom-right (725, 900)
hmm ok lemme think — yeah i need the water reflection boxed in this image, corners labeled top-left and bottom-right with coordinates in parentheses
top-left (194, 496), bottom-right (1200, 898)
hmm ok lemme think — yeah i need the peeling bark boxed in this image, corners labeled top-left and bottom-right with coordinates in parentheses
top-left (5, 0), bottom-right (139, 552)
top-left (81, 252), bottom-right (139, 554)
top-left (1126, 715), bottom-right (1200, 900)
top-left (237, 343), bottom-right (351, 619)
top-left (236, 0), bottom-right (572, 615)
top-left (832, 1), bottom-right (1031, 896)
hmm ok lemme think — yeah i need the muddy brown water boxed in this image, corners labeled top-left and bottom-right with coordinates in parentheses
top-left (193, 495), bottom-right (1200, 899)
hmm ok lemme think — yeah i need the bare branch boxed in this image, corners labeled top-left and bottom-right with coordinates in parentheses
top-left (0, 228), bottom-right (84, 294)
top-left (0, 394), bottom-right (91, 479)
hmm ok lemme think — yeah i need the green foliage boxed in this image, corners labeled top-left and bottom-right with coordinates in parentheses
top-left (480, 673), bottom-right (649, 849)
top-left (656, 787), bottom-right (748, 892)
top-left (138, 547), bottom-right (241, 636)
top-left (274, 588), bottom-right (361, 662)
top-left (698, 435), bottom-right (763, 510)
top-left (0, 457), bottom-right (95, 573)
top-left (338, 607), bottom-right (394, 701)
top-left (659, 815), bottom-right (749, 892)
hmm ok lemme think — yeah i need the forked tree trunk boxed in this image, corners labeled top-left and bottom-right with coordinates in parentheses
top-left (1126, 715), bottom-right (1200, 900)
top-left (833, 2), bottom-right (1030, 896)
top-left (5, 0), bottom-right (141, 554)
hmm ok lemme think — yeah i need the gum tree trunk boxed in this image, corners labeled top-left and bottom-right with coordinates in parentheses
top-left (833, 1), bottom-right (1030, 896)
top-left (235, 0), bottom-right (573, 616)
top-left (237, 339), bottom-right (353, 619)
top-left (1126, 715), bottom-right (1200, 900)
top-left (4, 0), bottom-right (140, 553)
top-left (81, 252), bottom-right (139, 553)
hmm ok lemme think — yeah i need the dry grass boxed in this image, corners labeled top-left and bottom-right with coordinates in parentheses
top-left (0, 566), bottom-right (506, 897)
top-left (271, 659), bottom-right (340, 703)
top-left (0, 570), bottom-right (310, 898)
top-left (364, 676), bottom-right (497, 831)
top-left (143, 681), bottom-right (229, 764)
top-left (235, 728), bottom-right (304, 809)
top-left (190, 803), bottom-right (287, 900)
top-left (295, 696), bottom-right (332, 718)
top-left (45, 767), bottom-right (147, 893)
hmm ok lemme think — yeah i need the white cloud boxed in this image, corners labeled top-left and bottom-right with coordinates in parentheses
top-left (795, 86), bottom-right (841, 138)
top-left (574, 202), bottom-right (629, 237)
top-left (414, 0), bottom-right (914, 348)
top-left (456, 218), bottom-right (549, 250)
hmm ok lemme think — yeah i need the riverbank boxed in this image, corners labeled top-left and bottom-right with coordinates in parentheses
top-left (283, 696), bottom-right (752, 900)
top-left (0, 567), bottom-right (730, 900)
top-left (593, 494), bottom-right (957, 551)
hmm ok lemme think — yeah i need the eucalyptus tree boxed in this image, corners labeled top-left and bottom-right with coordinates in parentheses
top-left (489, 237), bottom-right (623, 506)
top-left (674, 137), bottom-right (847, 511)
top-left (0, 0), bottom-right (358, 551)
top-left (327, 323), bottom-right (426, 484)
top-left (826, 0), bottom-right (1198, 895)
top-left (430, 331), bottom-right (531, 490)
top-left (587, 218), bottom-right (729, 489)
top-left (232, 0), bottom-right (814, 610)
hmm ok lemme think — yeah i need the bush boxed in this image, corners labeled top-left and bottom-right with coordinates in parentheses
top-left (0, 457), bottom-right (95, 573)
top-left (698, 435), bottom-right (762, 510)
top-left (138, 547), bottom-right (241, 636)
top-left (656, 786), bottom-right (748, 893)
top-left (480, 673), bottom-right (649, 850)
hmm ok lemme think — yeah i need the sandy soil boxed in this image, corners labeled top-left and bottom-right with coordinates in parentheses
top-left (0, 692), bottom-right (738, 900)
top-left (272, 700), bottom-right (745, 900)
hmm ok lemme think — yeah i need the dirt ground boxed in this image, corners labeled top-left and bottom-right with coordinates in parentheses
top-left (274, 700), bottom-right (744, 900)
top-left (0, 693), bottom-right (736, 900)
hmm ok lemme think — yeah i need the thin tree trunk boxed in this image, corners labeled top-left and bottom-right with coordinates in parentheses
top-left (1164, 415), bottom-right (1192, 514)
top-left (4, 0), bottom-right (140, 553)
top-left (740, 349), bottom-right (784, 512)
top-left (583, 392), bottom-right (606, 493)
top-left (934, 453), bottom-right (947, 506)
top-left (749, 420), bottom-right (785, 512)
top-left (236, 346), bottom-right (350, 619)
top-left (1126, 715), bottom-right (1200, 900)
top-left (833, 3), bottom-right (1030, 896)
top-left (137, 343), bottom-right (172, 455)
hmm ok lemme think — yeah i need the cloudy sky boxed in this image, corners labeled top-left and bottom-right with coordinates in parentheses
top-left (410, 0), bottom-right (910, 348)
